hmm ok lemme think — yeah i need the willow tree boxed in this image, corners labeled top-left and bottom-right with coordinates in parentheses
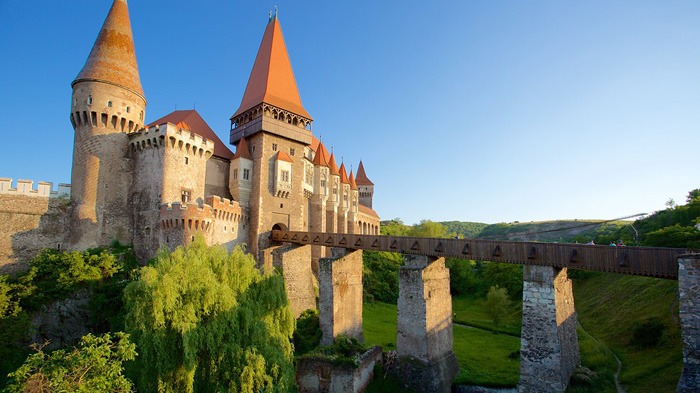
top-left (124, 238), bottom-right (295, 392)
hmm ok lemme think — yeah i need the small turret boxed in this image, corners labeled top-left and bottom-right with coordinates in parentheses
top-left (229, 137), bottom-right (253, 207)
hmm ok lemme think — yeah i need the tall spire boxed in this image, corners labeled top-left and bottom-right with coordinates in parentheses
top-left (73, 0), bottom-right (144, 99)
top-left (232, 14), bottom-right (312, 120)
top-left (355, 161), bottom-right (374, 185)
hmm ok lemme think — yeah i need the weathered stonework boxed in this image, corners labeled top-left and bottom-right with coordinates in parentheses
top-left (271, 244), bottom-right (316, 318)
top-left (678, 254), bottom-right (700, 393)
top-left (394, 255), bottom-right (458, 393)
top-left (319, 248), bottom-right (364, 345)
top-left (519, 266), bottom-right (579, 393)
top-left (0, 193), bottom-right (70, 274)
top-left (296, 345), bottom-right (382, 393)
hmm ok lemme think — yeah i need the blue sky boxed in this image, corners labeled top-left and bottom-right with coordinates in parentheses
top-left (0, 1), bottom-right (698, 225)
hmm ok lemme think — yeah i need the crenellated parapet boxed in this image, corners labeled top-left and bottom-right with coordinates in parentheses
top-left (129, 123), bottom-right (214, 160)
top-left (160, 202), bottom-right (214, 246)
top-left (0, 178), bottom-right (71, 198)
top-left (206, 196), bottom-right (244, 224)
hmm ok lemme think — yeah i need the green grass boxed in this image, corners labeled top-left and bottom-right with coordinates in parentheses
top-left (451, 295), bottom-right (522, 336)
top-left (572, 272), bottom-right (683, 393)
top-left (363, 301), bottom-right (520, 388)
top-left (569, 326), bottom-right (617, 393)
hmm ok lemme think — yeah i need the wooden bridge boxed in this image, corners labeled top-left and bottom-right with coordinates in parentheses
top-left (270, 229), bottom-right (699, 392)
top-left (272, 230), bottom-right (688, 279)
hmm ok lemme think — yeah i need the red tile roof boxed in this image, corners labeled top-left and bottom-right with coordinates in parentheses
top-left (339, 163), bottom-right (350, 184)
top-left (276, 151), bottom-right (294, 163)
top-left (73, 0), bottom-right (144, 98)
top-left (312, 142), bottom-right (330, 167)
top-left (148, 110), bottom-right (234, 159)
top-left (231, 15), bottom-right (312, 120)
top-left (359, 205), bottom-right (379, 218)
top-left (309, 135), bottom-right (320, 152)
top-left (349, 171), bottom-right (358, 190)
top-left (233, 136), bottom-right (252, 160)
top-left (355, 161), bottom-right (374, 186)
top-left (175, 121), bottom-right (191, 131)
top-left (328, 153), bottom-right (340, 176)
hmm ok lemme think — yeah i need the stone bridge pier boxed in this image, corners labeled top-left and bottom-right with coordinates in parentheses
top-left (318, 248), bottom-right (365, 345)
top-left (269, 243), bottom-right (317, 318)
top-left (678, 254), bottom-right (700, 392)
top-left (394, 254), bottom-right (459, 393)
top-left (519, 265), bottom-right (580, 393)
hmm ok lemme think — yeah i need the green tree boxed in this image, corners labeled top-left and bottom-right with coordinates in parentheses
top-left (687, 189), bottom-right (700, 203)
top-left (124, 237), bottom-right (295, 393)
top-left (4, 333), bottom-right (136, 393)
top-left (484, 286), bottom-right (512, 334)
top-left (482, 262), bottom-right (523, 299)
top-left (408, 220), bottom-right (446, 238)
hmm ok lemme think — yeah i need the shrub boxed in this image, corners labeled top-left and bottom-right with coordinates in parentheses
top-left (630, 317), bottom-right (667, 348)
top-left (294, 308), bottom-right (322, 356)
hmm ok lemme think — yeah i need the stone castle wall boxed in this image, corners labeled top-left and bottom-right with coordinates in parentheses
top-left (0, 192), bottom-right (70, 274)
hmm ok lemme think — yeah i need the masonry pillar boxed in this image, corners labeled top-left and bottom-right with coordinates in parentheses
top-left (394, 255), bottom-right (458, 393)
top-left (271, 244), bottom-right (316, 318)
top-left (678, 254), bottom-right (700, 393)
top-left (319, 248), bottom-right (364, 345)
top-left (519, 265), bottom-right (580, 393)
top-left (309, 200), bottom-right (326, 275)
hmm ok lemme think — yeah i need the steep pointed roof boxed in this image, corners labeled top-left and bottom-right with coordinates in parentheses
top-left (148, 110), bottom-right (234, 159)
top-left (309, 135), bottom-right (320, 152)
top-left (312, 142), bottom-right (330, 167)
top-left (349, 171), bottom-right (358, 190)
top-left (232, 136), bottom-right (252, 160)
top-left (232, 15), bottom-right (312, 120)
top-left (339, 163), bottom-right (350, 184)
top-left (276, 151), bottom-right (294, 163)
top-left (328, 153), bottom-right (340, 176)
top-left (73, 0), bottom-right (144, 99)
top-left (355, 161), bottom-right (374, 186)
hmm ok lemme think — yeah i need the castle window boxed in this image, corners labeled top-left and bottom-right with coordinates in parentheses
top-left (181, 190), bottom-right (191, 203)
top-left (126, 106), bottom-right (131, 113)
top-left (73, 99), bottom-right (77, 106)
top-left (290, 148), bottom-right (295, 156)
top-left (321, 180), bottom-right (326, 188)
top-left (144, 227), bottom-right (151, 236)
top-left (185, 157), bottom-right (189, 165)
top-left (108, 101), bottom-right (112, 108)
top-left (233, 168), bottom-right (238, 180)
top-left (272, 143), bottom-right (278, 151)
top-left (281, 170), bottom-right (289, 182)
top-left (224, 226), bottom-right (227, 232)
top-left (243, 168), bottom-right (250, 180)
top-left (344, 194), bottom-right (348, 202)
top-left (87, 96), bottom-right (93, 105)
top-left (140, 111), bottom-right (143, 120)
top-left (333, 188), bottom-right (337, 195)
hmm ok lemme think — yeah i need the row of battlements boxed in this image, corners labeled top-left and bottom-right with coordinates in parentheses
top-left (129, 122), bottom-right (214, 159)
top-left (206, 196), bottom-right (244, 223)
top-left (0, 178), bottom-right (71, 198)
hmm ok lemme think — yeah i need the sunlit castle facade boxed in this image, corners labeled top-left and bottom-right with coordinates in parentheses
top-left (64, 0), bottom-right (380, 262)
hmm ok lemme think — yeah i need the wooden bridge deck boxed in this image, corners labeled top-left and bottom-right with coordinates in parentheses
top-left (271, 230), bottom-right (692, 279)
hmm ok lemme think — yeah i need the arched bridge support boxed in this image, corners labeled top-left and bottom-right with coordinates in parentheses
top-left (394, 255), bottom-right (458, 393)
top-left (519, 266), bottom-right (580, 393)
top-left (678, 254), bottom-right (700, 392)
top-left (319, 247), bottom-right (364, 345)
top-left (269, 243), bottom-right (316, 318)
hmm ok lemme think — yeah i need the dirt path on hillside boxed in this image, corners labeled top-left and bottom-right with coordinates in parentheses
top-left (577, 321), bottom-right (625, 393)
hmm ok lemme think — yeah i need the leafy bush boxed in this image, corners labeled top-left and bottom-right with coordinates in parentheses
top-left (302, 335), bottom-right (368, 368)
top-left (124, 236), bottom-right (296, 392)
top-left (630, 317), bottom-right (667, 348)
top-left (294, 308), bottom-right (322, 356)
top-left (363, 251), bottom-right (403, 303)
top-left (4, 332), bottom-right (136, 393)
top-left (484, 286), bottom-right (512, 333)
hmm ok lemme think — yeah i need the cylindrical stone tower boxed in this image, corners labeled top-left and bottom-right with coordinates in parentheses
top-left (69, 0), bottom-right (146, 249)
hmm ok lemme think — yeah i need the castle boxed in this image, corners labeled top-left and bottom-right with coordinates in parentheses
top-left (0, 0), bottom-right (380, 271)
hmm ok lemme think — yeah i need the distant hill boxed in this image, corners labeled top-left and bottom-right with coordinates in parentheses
top-left (474, 220), bottom-right (631, 243)
top-left (439, 221), bottom-right (489, 238)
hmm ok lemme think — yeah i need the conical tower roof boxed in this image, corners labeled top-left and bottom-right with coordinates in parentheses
top-left (349, 171), bottom-right (358, 190)
top-left (355, 161), bottom-right (374, 186)
top-left (232, 14), bottom-right (312, 120)
top-left (232, 136), bottom-right (252, 160)
top-left (312, 142), bottom-right (330, 167)
top-left (328, 153), bottom-right (340, 176)
top-left (339, 163), bottom-right (350, 184)
top-left (73, 0), bottom-right (144, 99)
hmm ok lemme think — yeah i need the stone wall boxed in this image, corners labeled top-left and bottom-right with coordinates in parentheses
top-left (678, 254), bottom-right (700, 392)
top-left (296, 346), bottom-right (382, 393)
top-left (519, 266), bottom-right (579, 393)
top-left (319, 248), bottom-right (364, 345)
top-left (0, 194), bottom-right (70, 274)
top-left (205, 155), bottom-right (233, 200)
top-left (271, 244), bottom-right (316, 318)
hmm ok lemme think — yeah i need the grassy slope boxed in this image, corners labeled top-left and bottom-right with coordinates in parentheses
top-left (363, 301), bottom-right (520, 387)
top-left (452, 296), bottom-right (522, 336)
top-left (572, 272), bottom-right (682, 393)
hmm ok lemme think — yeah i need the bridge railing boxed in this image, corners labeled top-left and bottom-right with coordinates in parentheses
top-left (271, 230), bottom-right (691, 279)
